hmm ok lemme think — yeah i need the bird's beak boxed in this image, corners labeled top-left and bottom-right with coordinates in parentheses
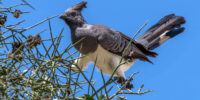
top-left (59, 14), bottom-right (68, 19)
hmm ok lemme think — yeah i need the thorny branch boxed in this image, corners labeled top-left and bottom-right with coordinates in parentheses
top-left (0, 1), bottom-right (152, 100)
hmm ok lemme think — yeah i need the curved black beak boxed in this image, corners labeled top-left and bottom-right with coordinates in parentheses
top-left (59, 14), bottom-right (68, 19)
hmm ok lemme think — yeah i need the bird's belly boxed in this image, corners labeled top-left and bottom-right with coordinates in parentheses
top-left (87, 45), bottom-right (136, 75)
top-left (87, 45), bottom-right (114, 75)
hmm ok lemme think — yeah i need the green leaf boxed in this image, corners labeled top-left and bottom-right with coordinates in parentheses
top-left (84, 94), bottom-right (94, 100)
top-left (116, 96), bottom-right (127, 100)
top-left (0, 70), bottom-right (6, 76)
top-left (98, 94), bottom-right (105, 100)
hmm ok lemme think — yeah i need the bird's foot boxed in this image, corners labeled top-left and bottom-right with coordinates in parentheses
top-left (125, 82), bottom-right (134, 89)
top-left (114, 77), bottom-right (126, 84)
top-left (114, 77), bottom-right (134, 90)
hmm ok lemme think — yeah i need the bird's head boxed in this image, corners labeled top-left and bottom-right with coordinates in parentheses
top-left (60, 1), bottom-right (87, 26)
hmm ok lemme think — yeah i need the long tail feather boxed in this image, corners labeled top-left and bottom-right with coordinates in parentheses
top-left (136, 14), bottom-right (186, 50)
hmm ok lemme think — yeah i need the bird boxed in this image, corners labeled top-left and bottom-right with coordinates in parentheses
top-left (60, 1), bottom-right (186, 89)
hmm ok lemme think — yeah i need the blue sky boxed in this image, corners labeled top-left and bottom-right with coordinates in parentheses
top-left (4, 0), bottom-right (200, 100)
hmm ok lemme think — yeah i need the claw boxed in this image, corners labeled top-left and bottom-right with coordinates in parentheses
top-left (114, 77), bottom-right (126, 84)
top-left (114, 77), bottom-right (134, 89)
top-left (126, 83), bottom-right (134, 89)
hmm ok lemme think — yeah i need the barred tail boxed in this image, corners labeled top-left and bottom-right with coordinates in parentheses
top-left (136, 14), bottom-right (186, 50)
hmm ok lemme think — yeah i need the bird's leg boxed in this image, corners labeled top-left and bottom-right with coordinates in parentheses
top-left (111, 58), bottom-right (134, 89)
top-left (113, 65), bottom-right (126, 83)
top-left (113, 67), bottom-right (134, 89)
top-left (125, 77), bottom-right (133, 89)
top-left (71, 53), bottom-right (91, 72)
top-left (114, 76), bottom-right (133, 89)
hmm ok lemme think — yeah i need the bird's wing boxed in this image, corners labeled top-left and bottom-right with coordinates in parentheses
top-left (93, 25), bottom-right (157, 63)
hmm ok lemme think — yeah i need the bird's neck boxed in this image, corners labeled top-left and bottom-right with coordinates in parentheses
top-left (65, 15), bottom-right (87, 31)
top-left (68, 21), bottom-right (87, 30)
